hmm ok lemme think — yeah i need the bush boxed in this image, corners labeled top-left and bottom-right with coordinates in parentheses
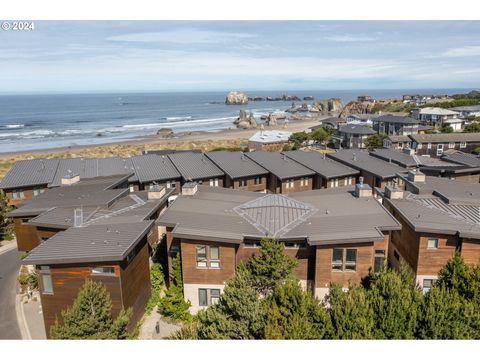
top-left (473, 147), bottom-right (480, 155)
top-left (17, 266), bottom-right (38, 293)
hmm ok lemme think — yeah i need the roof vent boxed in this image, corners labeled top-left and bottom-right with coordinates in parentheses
top-left (182, 182), bottom-right (198, 196)
top-left (355, 176), bottom-right (372, 198)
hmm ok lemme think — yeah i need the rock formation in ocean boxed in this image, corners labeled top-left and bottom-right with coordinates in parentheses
top-left (226, 91), bottom-right (249, 105)
top-left (298, 103), bottom-right (309, 112)
top-left (340, 100), bottom-right (375, 116)
top-left (235, 110), bottom-right (257, 129)
top-left (311, 98), bottom-right (343, 113)
top-left (303, 96), bottom-right (314, 101)
top-left (157, 128), bottom-right (174, 138)
top-left (265, 112), bottom-right (286, 126)
top-left (286, 101), bottom-right (297, 113)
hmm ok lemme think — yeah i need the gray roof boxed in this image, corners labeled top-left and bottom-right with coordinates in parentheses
top-left (205, 151), bottom-right (269, 180)
top-left (373, 115), bottom-right (419, 125)
top-left (449, 105), bottom-right (480, 112)
top-left (168, 152), bottom-right (224, 181)
top-left (370, 149), bottom-right (458, 169)
top-left (245, 151), bottom-right (316, 180)
top-left (321, 117), bottom-right (347, 126)
top-left (441, 150), bottom-right (480, 168)
top-left (0, 159), bottom-right (59, 189)
top-left (338, 124), bottom-right (376, 135)
top-left (23, 221), bottom-right (154, 265)
top-left (327, 150), bottom-right (406, 179)
top-left (409, 133), bottom-right (480, 144)
top-left (283, 150), bottom-right (359, 179)
top-left (386, 135), bottom-right (411, 143)
top-left (157, 185), bottom-right (400, 245)
top-left (131, 154), bottom-right (181, 183)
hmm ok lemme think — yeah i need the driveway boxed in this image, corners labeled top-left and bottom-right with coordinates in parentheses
top-left (0, 247), bottom-right (22, 339)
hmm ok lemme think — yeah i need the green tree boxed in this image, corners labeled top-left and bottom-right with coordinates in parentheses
top-left (264, 279), bottom-right (332, 339)
top-left (289, 131), bottom-right (309, 150)
top-left (0, 190), bottom-right (13, 240)
top-left (246, 237), bottom-right (298, 296)
top-left (439, 125), bottom-right (453, 133)
top-left (50, 279), bottom-right (131, 339)
top-left (308, 128), bottom-right (329, 144)
top-left (366, 264), bottom-right (422, 339)
top-left (158, 252), bottom-right (192, 321)
top-left (328, 284), bottom-right (375, 339)
top-left (364, 133), bottom-right (387, 150)
top-left (464, 122), bottom-right (480, 133)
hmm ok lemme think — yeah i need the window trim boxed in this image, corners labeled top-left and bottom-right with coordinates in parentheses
top-left (196, 245), bottom-right (221, 269)
top-left (332, 248), bottom-right (344, 272)
top-left (460, 141), bottom-right (467, 149)
top-left (427, 238), bottom-right (439, 250)
top-left (345, 248), bottom-right (357, 272)
top-left (198, 288), bottom-right (221, 307)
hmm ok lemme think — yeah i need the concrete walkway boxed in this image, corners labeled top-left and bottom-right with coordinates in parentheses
top-left (0, 246), bottom-right (21, 339)
top-left (18, 291), bottom-right (47, 339)
top-left (138, 307), bottom-right (181, 339)
top-left (0, 240), bottom-right (17, 255)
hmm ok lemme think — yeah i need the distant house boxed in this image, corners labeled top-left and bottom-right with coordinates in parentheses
top-left (167, 152), bottom-right (225, 187)
top-left (319, 117), bottom-right (347, 129)
top-left (357, 95), bottom-right (374, 102)
top-left (245, 151), bottom-right (315, 193)
top-left (372, 115), bottom-right (420, 136)
top-left (248, 130), bottom-right (292, 151)
top-left (345, 114), bottom-right (375, 125)
top-left (409, 133), bottom-right (480, 157)
top-left (383, 135), bottom-right (412, 150)
top-left (411, 107), bottom-right (464, 131)
top-left (332, 124), bottom-right (376, 149)
top-left (205, 151), bottom-right (269, 192)
top-left (449, 105), bottom-right (480, 118)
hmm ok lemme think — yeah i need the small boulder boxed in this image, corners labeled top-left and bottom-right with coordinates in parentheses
top-left (157, 128), bottom-right (174, 138)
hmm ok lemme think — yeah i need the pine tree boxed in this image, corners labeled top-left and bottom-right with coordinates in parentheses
top-left (264, 279), bottom-right (332, 339)
top-left (247, 237), bottom-right (298, 296)
top-left (158, 252), bottom-right (191, 321)
top-left (328, 284), bottom-right (375, 339)
top-left (0, 189), bottom-right (13, 240)
top-left (50, 279), bottom-right (131, 339)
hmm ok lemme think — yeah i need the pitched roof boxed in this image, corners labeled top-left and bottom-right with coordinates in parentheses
top-left (418, 107), bottom-right (460, 116)
top-left (386, 135), bottom-right (411, 143)
top-left (449, 105), bottom-right (480, 112)
top-left (23, 221), bottom-right (154, 265)
top-left (373, 115), bottom-right (419, 124)
top-left (248, 130), bottom-right (292, 144)
top-left (131, 154), bottom-right (181, 183)
top-left (0, 159), bottom-right (59, 189)
top-left (326, 150), bottom-right (406, 179)
top-left (441, 150), bottom-right (480, 168)
top-left (370, 149), bottom-right (457, 169)
top-left (245, 151), bottom-right (316, 180)
top-left (338, 124), bottom-right (375, 135)
top-left (283, 150), bottom-right (359, 179)
top-left (168, 152), bottom-right (224, 181)
top-left (409, 133), bottom-right (480, 144)
top-left (205, 151), bottom-right (268, 179)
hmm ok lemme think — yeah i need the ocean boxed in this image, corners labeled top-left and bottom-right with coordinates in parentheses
top-left (0, 89), bottom-right (471, 153)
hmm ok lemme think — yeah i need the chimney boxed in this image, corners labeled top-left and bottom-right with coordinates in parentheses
top-left (61, 170), bottom-right (80, 185)
top-left (182, 182), bottom-right (198, 196)
top-left (74, 208), bottom-right (83, 227)
top-left (407, 169), bottom-right (426, 183)
top-left (384, 185), bottom-right (404, 200)
top-left (148, 183), bottom-right (166, 200)
top-left (355, 176), bottom-right (372, 198)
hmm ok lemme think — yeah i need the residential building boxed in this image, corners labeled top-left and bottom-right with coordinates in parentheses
top-left (205, 151), bottom-right (269, 192)
top-left (332, 124), bottom-right (375, 149)
top-left (449, 105), bottom-right (480, 118)
top-left (383, 135), bottom-right (412, 150)
top-left (411, 107), bottom-right (464, 131)
top-left (130, 154), bottom-right (182, 193)
top-left (409, 133), bottom-right (480, 157)
top-left (319, 117), bottom-right (347, 129)
top-left (157, 184), bottom-right (401, 312)
top-left (248, 130), bottom-right (292, 151)
top-left (372, 115), bottom-right (420, 136)
top-left (167, 152), bottom-right (225, 187)
top-left (245, 151), bottom-right (315, 193)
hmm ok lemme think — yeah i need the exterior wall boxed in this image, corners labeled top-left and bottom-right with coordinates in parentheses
top-left (231, 175), bottom-right (268, 192)
top-left (13, 217), bottom-right (40, 252)
top-left (184, 283), bottom-right (225, 314)
top-left (280, 176), bottom-right (314, 194)
top-left (414, 141), bottom-right (480, 158)
top-left (142, 179), bottom-right (181, 194)
top-left (452, 173), bottom-right (480, 184)
top-left (461, 239), bottom-right (480, 265)
top-left (192, 176), bottom-right (224, 188)
top-left (5, 185), bottom-right (48, 206)
top-left (325, 176), bottom-right (357, 189)
top-left (248, 141), bottom-right (288, 152)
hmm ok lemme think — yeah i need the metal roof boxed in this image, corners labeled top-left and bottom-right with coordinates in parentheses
top-left (373, 115), bottom-right (419, 125)
top-left (327, 150), bottom-right (406, 179)
top-left (168, 152), bottom-right (224, 181)
top-left (409, 133), bottom-right (480, 144)
top-left (441, 150), bottom-right (480, 168)
top-left (283, 150), bottom-right (359, 179)
top-left (245, 151), bottom-right (316, 180)
top-left (386, 135), bottom-right (411, 143)
top-left (449, 105), bottom-right (480, 112)
top-left (23, 221), bottom-right (154, 265)
top-left (131, 154), bottom-right (181, 183)
top-left (370, 149), bottom-right (457, 169)
top-left (338, 124), bottom-right (376, 135)
top-left (0, 159), bottom-right (59, 189)
top-left (205, 151), bottom-right (269, 180)
top-left (418, 107), bottom-right (460, 116)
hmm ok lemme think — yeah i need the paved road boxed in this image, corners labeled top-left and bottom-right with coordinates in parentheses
top-left (0, 248), bottom-right (21, 339)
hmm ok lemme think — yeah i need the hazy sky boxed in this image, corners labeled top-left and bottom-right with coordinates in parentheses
top-left (1, 21), bottom-right (479, 93)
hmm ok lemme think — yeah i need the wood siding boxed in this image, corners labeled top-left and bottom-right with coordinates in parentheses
top-left (414, 142), bottom-right (480, 158)
top-left (461, 239), bottom-right (480, 265)
top-left (231, 175), bottom-right (268, 192)
top-left (280, 176), bottom-right (314, 194)
top-left (14, 217), bottom-right (40, 252)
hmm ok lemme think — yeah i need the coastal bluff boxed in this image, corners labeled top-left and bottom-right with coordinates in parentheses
top-left (225, 91), bottom-right (249, 105)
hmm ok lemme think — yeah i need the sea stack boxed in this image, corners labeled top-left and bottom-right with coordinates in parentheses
top-left (225, 91), bottom-right (249, 105)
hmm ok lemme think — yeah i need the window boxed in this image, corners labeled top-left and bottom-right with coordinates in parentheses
top-left (196, 246), bottom-right (207, 267)
top-left (285, 179), bottom-right (294, 189)
top-left (427, 143), bottom-right (432, 149)
top-left (346, 176), bottom-right (353, 186)
top-left (423, 279), bottom-right (434, 294)
top-left (129, 185), bottom-right (134, 193)
top-left (12, 190), bottom-right (25, 200)
top-left (374, 250), bottom-right (385, 273)
top-left (33, 188), bottom-right (45, 196)
top-left (448, 142), bottom-right (455, 149)
top-left (284, 242), bottom-right (307, 249)
top-left (427, 238), bottom-right (439, 249)
top-left (460, 141), bottom-right (467, 149)
top-left (41, 273), bottom-right (54, 294)
top-left (209, 178), bottom-right (219, 187)
top-left (166, 181), bottom-right (174, 189)
top-left (244, 240), bottom-right (261, 248)
top-left (91, 267), bottom-right (115, 275)
top-left (330, 178), bottom-right (339, 188)
top-left (199, 288), bottom-right (221, 306)
top-left (345, 249), bottom-right (357, 272)
top-left (417, 143), bottom-right (422, 149)
top-left (239, 179), bottom-right (248, 187)
top-left (21, 218), bottom-right (29, 223)
top-left (300, 177), bottom-right (308, 187)
top-left (209, 246), bottom-right (220, 268)
top-left (170, 244), bottom-right (179, 258)
top-left (196, 245), bottom-right (220, 268)
top-left (332, 248), bottom-right (343, 271)
top-left (254, 177), bottom-right (262, 185)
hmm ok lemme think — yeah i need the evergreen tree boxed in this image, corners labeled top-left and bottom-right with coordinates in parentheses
top-left (50, 279), bottom-right (131, 339)
top-left (264, 279), bottom-right (332, 339)
top-left (158, 252), bottom-right (191, 321)
top-left (364, 133), bottom-right (387, 150)
top-left (0, 189), bottom-right (13, 240)
top-left (247, 237), bottom-right (298, 296)
top-left (328, 284), bottom-right (375, 339)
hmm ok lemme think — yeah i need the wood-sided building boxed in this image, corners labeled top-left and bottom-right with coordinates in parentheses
top-left (409, 133), bottom-right (480, 158)
top-left (381, 174), bottom-right (480, 292)
top-left (372, 115), bottom-right (420, 136)
top-left (283, 150), bottom-right (360, 189)
top-left (332, 124), bottom-right (376, 150)
top-left (167, 152), bottom-right (225, 188)
top-left (23, 221), bottom-right (156, 337)
top-left (205, 151), bottom-right (269, 192)
top-left (157, 184), bottom-right (401, 312)
top-left (130, 154), bottom-right (182, 193)
top-left (245, 151), bottom-right (315, 194)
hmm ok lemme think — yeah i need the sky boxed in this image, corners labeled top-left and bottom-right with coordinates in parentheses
top-left (0, 21), bottom-right (479, 93)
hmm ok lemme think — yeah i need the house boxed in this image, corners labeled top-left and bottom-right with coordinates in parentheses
top-left (372, 115), bottom-right (420, 136)
top-left (205, 151), bottom-right (269, 192)
top-left (411, 107), bottom-right (464, 131)
top-left (167, 152), bottom-right (225, 187)
top-left (409, 133), bottom-right (480, 157)
top-left (319, 117), bottom-right (347, 129)
top-left (441, 149), bottom-right (480, 168)
top-left (332, 124), bottom-right (375, 149)
top-left (130, 154), bottom-right (182, 193)
top-left (248, 130), bottom-right (292, 151)
top-left (245, 151), bottom-right (315, 193)
top-left (157, 184), bottom-right (401, 312)
top-left (383, 135), bottom-right (412, 150)
top-left (283, 150), bottom-right (359, 189)
top-left (357, 95), bottom-right (374, 102)
top-left (345, 114), bottom-right (374, 126)
top-left (449, 105), bottom-right (480, 118)
top-left (326, 150), bottom-right (407, 191)
top-left (381, 173), bottom-right (480, 292)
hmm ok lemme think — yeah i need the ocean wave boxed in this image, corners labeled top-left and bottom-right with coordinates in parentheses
top-left (1, 124), bottom-right (25, 129)
top-left (165, 116), bottom-right (192, 121)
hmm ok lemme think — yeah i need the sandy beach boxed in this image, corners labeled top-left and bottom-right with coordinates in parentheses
top-left (0, 116), bottom-right (326, 179)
